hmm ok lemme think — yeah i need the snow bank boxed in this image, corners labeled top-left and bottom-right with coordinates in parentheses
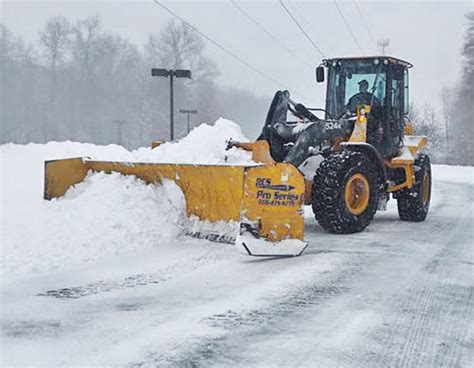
top-left (0, 118), bottom-right (254, 284)
top-left (432, 164), bottom-right (473, 185)
top-left (0, 118), bottom-right (254, 166)
top-left (0, 118), bottom-right (253, 284)
top-left (0, 171), bottom-right (186, 284)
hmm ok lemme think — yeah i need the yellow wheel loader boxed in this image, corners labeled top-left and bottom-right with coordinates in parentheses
top-left (44, 56), bottom-right (431, 257)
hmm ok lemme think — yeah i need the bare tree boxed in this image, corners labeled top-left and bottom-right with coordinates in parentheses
top-left (0, 25), bottom-right (15, 68)
top-left (39, 16), bottom-right (71, 75)
top-left (0, 25), bottom-right (17, 142)
top-left (38, 17), bottom-right (72, 140)
top-left (410, 103), bottom-right (445, 162)
top-left (440, 87), bottom-right (455, 163)
top-left (145, 20), bottom-right (219, 82)
top-left (0, 25), bottom-right (42, 142)
top-left (144, 19), bottom-right (220, 139)
top-left (71, 14), bottom-right (101, 76)
top-left (461, 12), bottom-right (474, 88)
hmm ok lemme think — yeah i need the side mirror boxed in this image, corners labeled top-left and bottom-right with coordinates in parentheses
top-left (316, 66), bottom-right (324, 83)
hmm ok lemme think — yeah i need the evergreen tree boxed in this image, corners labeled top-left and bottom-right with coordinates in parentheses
top-left (450, 12), bottom-right (474, 165)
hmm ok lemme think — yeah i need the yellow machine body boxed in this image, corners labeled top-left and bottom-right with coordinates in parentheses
top-left (344, 105), bottom-right (427, 193)
top-left (44, 158), bottom-right (306, 244)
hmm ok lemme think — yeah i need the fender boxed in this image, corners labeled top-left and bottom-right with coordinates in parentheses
top-left (340, 142), bottom-right (387, 187)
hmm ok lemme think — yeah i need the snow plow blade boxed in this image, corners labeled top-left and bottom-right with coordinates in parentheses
top-left (44, 158), bottom-right (306, 255)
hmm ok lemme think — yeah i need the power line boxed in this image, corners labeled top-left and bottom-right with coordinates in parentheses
top-left (287, 0), bottom-right (319, 32)
top-left (278, 0), bottom-right (326, 59)
top-left (152, 0), bottom-right (309, 99)
top-left (287, 0), bottom-right (333, 56)
top-left (333, 0), bottom-right (365, 55)
top-left (352, 0), bottom-right (377, 46)
top-left (230, 0), bottom-right (313, 69)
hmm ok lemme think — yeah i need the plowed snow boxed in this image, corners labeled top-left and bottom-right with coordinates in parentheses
top-left (0, 118), bottom-right (252, 283)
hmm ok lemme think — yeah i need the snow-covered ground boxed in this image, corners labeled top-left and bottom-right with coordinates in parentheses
top-left (1, 122), bottom-right (473, 367)
top-left (0, 119), bottom-right (253, 284)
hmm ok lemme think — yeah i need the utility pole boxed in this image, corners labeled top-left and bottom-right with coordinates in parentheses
top-left (179, 109), bottom-right (198, 134)
top-left (151, 68), bottom-right (192, 141)
top-left (112, 119), bottom-right (127, 146)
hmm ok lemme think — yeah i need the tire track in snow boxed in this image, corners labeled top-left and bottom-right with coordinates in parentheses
top-left (371, 182), bottom-right (473, 368)
top-left (429, 275), bottom-right (473, 367)
top-left (1, 319), bottom-right (65, 339)
top-left (129, 210), bottom-right (426, 367)
top-left (129, 251), bottom-right (378, 367)
top-left (397, 252), bottom-right (450, 367)
top-left (131, 181), bottom-right (473, 368)
top-left (38, 249), bottom-right (227, 299)
top-left (283, 182), bottom-right (473, 368)
top-left (395, 246), bottom-right (472, 368)
top-left (1, 249), bottom-right (229, 344)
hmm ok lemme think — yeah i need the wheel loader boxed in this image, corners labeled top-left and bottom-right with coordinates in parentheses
top-left (44, 56), bottom-right (431, 257)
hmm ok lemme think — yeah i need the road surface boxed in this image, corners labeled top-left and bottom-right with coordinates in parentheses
top-left (1, 177), bottom-right (473, 367)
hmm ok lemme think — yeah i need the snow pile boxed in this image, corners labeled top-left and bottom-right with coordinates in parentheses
top-left (432, 164), bottom-right (473, 185)
top-left (0, 118), bottom-right (255, 166)
top-left (0, 117), bottom-right (254, 284)
top-left (129, 118), bottom-right (255, 165)
top-left (0, 171), bottom-right (186, 284)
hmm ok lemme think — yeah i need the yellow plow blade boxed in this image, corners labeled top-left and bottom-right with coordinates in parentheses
top-left (44, 158), bottom-right (307, 255)
top-left (238, 163), bottom-right (307, 256)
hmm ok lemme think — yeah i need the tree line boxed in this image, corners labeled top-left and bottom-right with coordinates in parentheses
top-left (412, 11), bottom-right (473, 165)
top-left (441, 11), bottom-right (474, 165)
top-left (0, 15), bottom-right (268, 148)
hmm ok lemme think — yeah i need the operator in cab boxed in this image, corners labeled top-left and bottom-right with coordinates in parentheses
top-left (345, 79), bottom-right (380, 114)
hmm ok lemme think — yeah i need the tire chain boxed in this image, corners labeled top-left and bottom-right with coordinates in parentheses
top-left (312, 151), bottom-right (379, 234)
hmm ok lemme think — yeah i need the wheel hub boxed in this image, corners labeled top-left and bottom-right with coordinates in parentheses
top-left (345, 173), bottom-right (370, 215)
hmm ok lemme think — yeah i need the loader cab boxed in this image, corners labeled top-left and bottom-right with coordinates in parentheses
top-left (320, 56), bottom-right (412, 157)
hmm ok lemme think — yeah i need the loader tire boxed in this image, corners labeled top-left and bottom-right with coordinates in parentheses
top-left (312, 151), bottom-right (379, 234)
top-left (397, 154), bottom-right (431, 222)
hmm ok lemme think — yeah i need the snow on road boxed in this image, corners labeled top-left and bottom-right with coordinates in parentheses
top-left (1, 134), bottom-right (473, 367)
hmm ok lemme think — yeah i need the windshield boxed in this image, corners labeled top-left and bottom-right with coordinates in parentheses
top-left (326, 59), bottom-right (387, 119)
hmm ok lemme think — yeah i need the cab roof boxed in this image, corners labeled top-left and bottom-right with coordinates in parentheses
top-left (323, 56), bottom-right (413, 68)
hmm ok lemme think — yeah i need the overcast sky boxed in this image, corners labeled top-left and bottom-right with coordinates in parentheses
top-left (2, 0), bottom-right (472, 111)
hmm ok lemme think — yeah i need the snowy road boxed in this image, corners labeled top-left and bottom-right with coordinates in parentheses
top-left (1, 172), bottom-right (472, 367)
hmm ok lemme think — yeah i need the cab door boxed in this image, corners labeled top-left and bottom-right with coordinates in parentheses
top-left (386, 65), bottom-right (406, 155)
